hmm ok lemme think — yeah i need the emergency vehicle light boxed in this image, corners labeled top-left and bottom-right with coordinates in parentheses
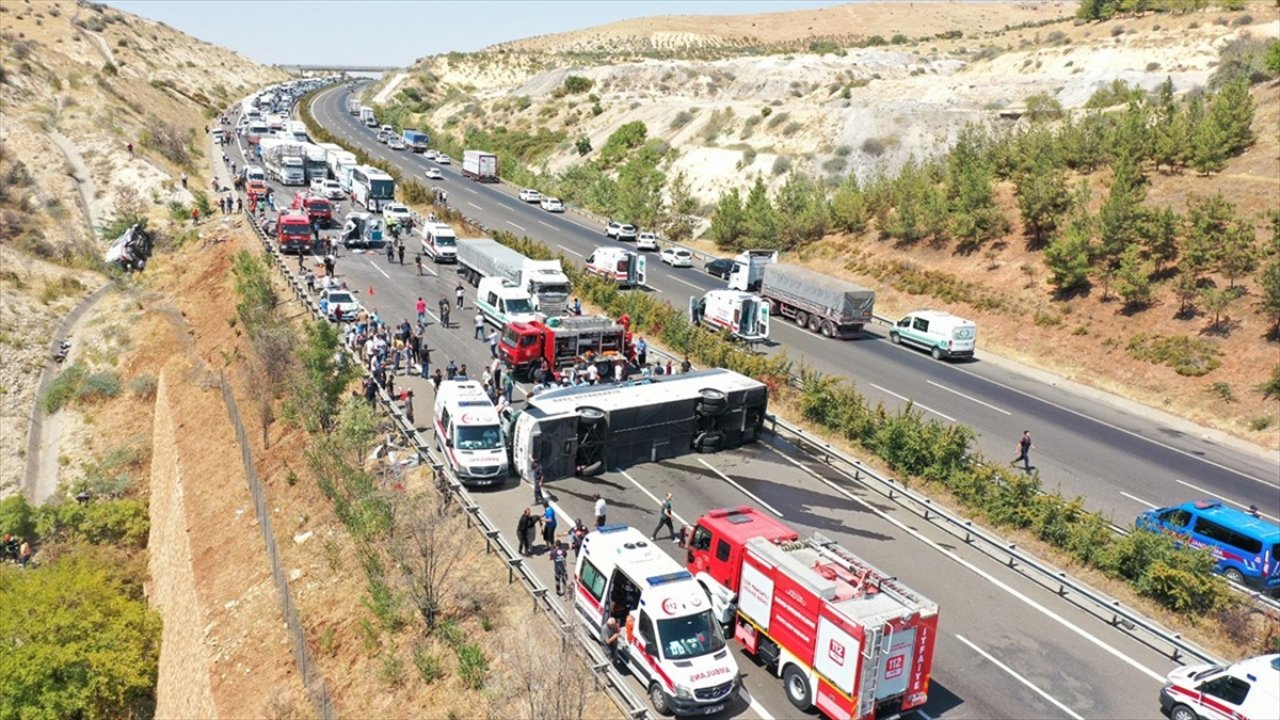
top-left (457, 400), bottom-right (492, 407)
top-left (647, 571), bottom-right (693, 586)
top-left (1193, 499), bottom-right (1222, 510)
top-left (597, 525), bottom-right (629, 534)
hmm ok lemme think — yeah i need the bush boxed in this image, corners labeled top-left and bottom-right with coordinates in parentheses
top-left (455, 643), bottom-right (488, 690)
top-left (861, 137), bottom-right (886, 157)
top-left (669, 110), bottom-right (695, 131)
top-left (1126, 334), bottom-right (1223, 377)
top-left (771, 156), bottom-right (792, 176)
top-left (42, 363), bottom-right (88, 413)
top-left (561, 75), bottom-right (594, 94)
top-left (78, 370), bottom-right (121, 403)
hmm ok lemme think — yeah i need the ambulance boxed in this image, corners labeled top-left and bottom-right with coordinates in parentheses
top-left (575, 525), bottom-right (740, 716)
top-left (432, 380), bottom-right (507, 486)
top-left (1160, 654), bottom-right (1279, 720)
top-left (584, 246), bottom-right (646, 287)
top-left (689, 289), bottom-right (770, 343)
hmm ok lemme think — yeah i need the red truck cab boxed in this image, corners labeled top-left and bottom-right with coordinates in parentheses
top-left (498, 314), bottom-right (632, 380)
top-left (686, 506), bottom-right (798, 594)
top-left (276, 211), bottom-right (313, 255)
top-left (292, 192), bottom-right (333, 228)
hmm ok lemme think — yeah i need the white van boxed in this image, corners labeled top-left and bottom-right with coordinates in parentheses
top-left (890, 310), bottom-right (976, 361)
top-left (433, 380), bottom-right (507, 486)
top-left (421, 222), bottom-right (458, 263)
top-left (584, 246), bottom-right (645, 287)
top-left (1160, 654), bottom-right (1279, 720)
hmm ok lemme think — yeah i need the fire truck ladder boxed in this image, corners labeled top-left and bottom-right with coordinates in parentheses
top-left (809, 533), bottom-right (927, 608)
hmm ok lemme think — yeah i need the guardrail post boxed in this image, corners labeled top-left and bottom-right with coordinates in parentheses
top-left (484, 528), bottom-right (499, 554)
top-left (532, 586), bottom-right (548, 612)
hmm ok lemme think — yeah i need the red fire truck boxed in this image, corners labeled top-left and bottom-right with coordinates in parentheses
top-left (291, 192), bottom-right (334, 228)
top-left (276, 210), bottom-right (313, 255)
top-left (497, 314), bottom-right (632, 380)
top-left (686, 507), bottom-right (939, 720)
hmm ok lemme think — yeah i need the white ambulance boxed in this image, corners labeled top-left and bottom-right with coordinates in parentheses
top-left (1160, 654), bottom-right (1279, 720)
top-left (889, 309), bottom-right (976, 361)
top-left (584, 246), bottom-right (646, 287)
top-left (575, 525), bottom-right (739, 716)
top-left (689, 289), bottom-right (770, 343)
top-left (432, 380), bottom-right (507, 486)
top-left (421, 222), bottom-right (458, 263)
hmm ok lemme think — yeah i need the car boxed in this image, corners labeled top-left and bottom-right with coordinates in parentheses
top-left (540, 196), bottom-right (564, 213)
top-left (320, 179), bottom-right (345, 200)
top-left (375, 130), bottom-right (390, 144)
top-left (660, 247), bottom-right (693, 268)
top-left (383, 202), bottom-right (413, 227)
top-left (636, 232), bottom-right (659, 251)
top-left (321, 289), bottom-right (361, 321)
top-left (436, 154), bottom-right (452, 165)
top-left (309, 178), bottom-right (328, 195)
top-left (387, 136), bottom-right (406, 150)
top-left (704, 258), bottom-right (734, 280)
top-left (424, 168), bottom-right (443, 180)
top-left (424, 149), bottom-right (439, 160)
top-left (518, 189), bottom-right (542, 203)
top-left (605, 221), bottom-right (637, 241)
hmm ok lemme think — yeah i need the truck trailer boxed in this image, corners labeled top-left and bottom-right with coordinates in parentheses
top-left (509, 368), bottom-right (767, 483)
top-left (759, 263), bottom-right (876, 339)
top-left (402, 129), bottom-right (430, 153)
top-left (259, 139), bottom-right (307, 186)
top-left (456, 238), bottom-right (570, 315)
top-left (687, 506), bottom-right (939, 720)
top-left (462, 150), bottom-right (499, 182)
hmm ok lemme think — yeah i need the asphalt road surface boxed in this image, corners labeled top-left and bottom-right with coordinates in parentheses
top-left (221, 95), bottom-right (1211, 719)
top-left (311, 84), bottom-right (1280, 537)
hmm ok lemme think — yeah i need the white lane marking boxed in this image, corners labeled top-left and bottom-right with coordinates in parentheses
top-left (948, 365), bottom-right (1279, 490)
top-left (558, 245), bottom-right (583, 257)
top-left (870, 383), bottom-right (956, 423)
top-left (695, 458), bottom-right (782, 517)
top-left (737, 686), bottom-right (776, 720)
top-left (1120, 491), bottom-right (1156, 508)
top-left (464, 186), bottom-right (478, 194)
top-left (1174, 478), bottom-right (1278, 521)
top-left (955, 635), bottom-right (1085, 720)
top-left (467, 202), bottom-right (483, 211)
top-left (648, 285), bottom-right (664, 294)
top-left (667, 274), bottom-right (703, 291)
top-left (367, 259), bottom-right (390, 279)
top-left (927, 380), bottom-right (1012, 416)
top-left (760, 442), bottom-right (1170, 682)
top-left (538, 220), bottom-right (557, 230)
top-left (507, 221), bottom-right (526, 232)
top-left (618, 470), bottom-right (690, 528)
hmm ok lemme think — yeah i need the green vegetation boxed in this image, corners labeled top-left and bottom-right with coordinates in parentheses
top-left (1126, 334), bottom-right (1223, 376)
top-left (42, 363), bottom-right (123, 413)
top-left (1076, 0), bottom-right (1245, 20)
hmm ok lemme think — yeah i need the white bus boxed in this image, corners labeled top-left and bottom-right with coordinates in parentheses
top-left (349, 166), bottom-right (395, 212)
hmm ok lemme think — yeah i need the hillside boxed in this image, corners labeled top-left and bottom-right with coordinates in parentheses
top-left (371, 1), bottom-right (1280, 447)
top-left (0, 0), bottom-right (288, 496)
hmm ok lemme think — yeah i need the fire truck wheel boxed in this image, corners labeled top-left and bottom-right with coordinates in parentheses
top-left (577, 406), bottom-right (605, 425)
top-left (783, 665), bottom-right (812, 710)
top-left (648, 683), bottom-right (673, 717)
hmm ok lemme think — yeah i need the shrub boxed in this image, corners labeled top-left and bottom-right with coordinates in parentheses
top-left (412, 646), bottom-right (443, 684)
top-left (455, 643), bottom-right (488, 690)
top-left (127, 374), bottom-right (156, 398)
top-left (861, 137), bottom-right (886, 156)
top-left (766, 111), bottom-right (789, 129)
top-left (39, 276), bottom-right (85, 305)
top-left (561, 75), bottom-right (593, 94)
top-left (42, 363), bottom-right (88, 413)
top-left (78, 370), bottom-right (121, 402)
top-left (1126, 334), bottom-right (1223, 377)
top-left (669, 110), bottom-right (695, 131)
top-left (1257, 365), bottom-right (1280, 399)
top-left (771, 156), bottom-right (792, 176)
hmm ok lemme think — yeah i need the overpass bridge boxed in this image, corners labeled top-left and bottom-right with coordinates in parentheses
top-left (276, 64), bottom-right (397, 75)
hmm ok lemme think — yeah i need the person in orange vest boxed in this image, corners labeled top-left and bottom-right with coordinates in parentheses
top-left (191, 207), bottom-right (200, 226)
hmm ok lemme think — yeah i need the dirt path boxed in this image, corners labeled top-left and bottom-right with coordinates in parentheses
top-left (48, 130), bottom-right (101, 230)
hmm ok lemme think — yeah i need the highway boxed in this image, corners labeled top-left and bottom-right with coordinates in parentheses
top-left (311, 83), bottom-right (1279, 533)
top-left (227, 96), bottom-right (1203, 719)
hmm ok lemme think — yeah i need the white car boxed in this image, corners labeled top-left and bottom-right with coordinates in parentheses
top-left (375, 130), bottom-right (390, 144)
top-left (383, 202), bottom-right (412, 227)
top-left (660, 247), bottom-right (693, 267)
top-left (436, 154), bottom-right (452, 165)
top-left (605, 221), bottom-right (637, 241)
top-left (636, 232), bottom-right (659, 251)
top-left (322, 289), bottom-right (361, 321)
top-left (540, 197), bottom-right (564, 212)
top-left (425, 149), bottom-right (439, 160)
top-left (320, 179), bottom-right (345, 200)
top-left (424, 168), bottom-right (443, 180)
top-left (518, 189), bottom-right (542, 203)
top-left (387, 136), bottom-right (406, 150)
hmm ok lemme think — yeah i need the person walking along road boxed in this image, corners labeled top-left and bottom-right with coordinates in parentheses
top-left (1011, 430), bottom-right (1035, 472)
top-left (652, 492), bottom-right (676, 542)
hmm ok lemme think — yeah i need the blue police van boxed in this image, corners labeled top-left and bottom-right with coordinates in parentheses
top-left (1137, 500), bottom-right (1279, 591)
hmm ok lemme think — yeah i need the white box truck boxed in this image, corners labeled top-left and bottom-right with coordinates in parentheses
top-left (462, 150), bottom-right (498, 182)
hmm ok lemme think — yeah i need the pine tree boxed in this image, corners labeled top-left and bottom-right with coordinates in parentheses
top-left (1138, 206), bottom-right (1181, 273)
top-left (659, 170), bottom-right (698, 243)
top-left (1258, 254), bottom-right (1280, 339)
top-left (1208, 78), bottom-right (1255, 156)
top-left (830, 176), bottom-right (870, 234)
top-left (742, 176), bottom-right (778, 249)
top-left (1095, 153), bottom-right (1146, 297)
top-left (775, 173), bottom-right (828, 250)
top-left (1016, 154), bottom-right (1072, 245)
top-left (1114, 243), bottom-right (1154, 307)
top-left (1043, 223), bottom-right (1093, 292)
top-left (709, 188), bottom-right (745, 249)
top-left (1188, 109), bottom-right (1229, 175)
top-left (1173, 271), bottom-right (1200, 317)
top-left (1184, 193), bottom-right (1235, 275)
top-left (1218, 221), bottom-right (1258, 289)
top-left (946, 127), bottom-right (1006, 249)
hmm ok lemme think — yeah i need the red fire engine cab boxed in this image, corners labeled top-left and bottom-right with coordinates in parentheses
top-left (686, 506), bottom-right (939, 720)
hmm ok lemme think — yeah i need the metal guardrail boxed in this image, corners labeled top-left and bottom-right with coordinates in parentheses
top-left (244, 191), bottom-right (651, 719)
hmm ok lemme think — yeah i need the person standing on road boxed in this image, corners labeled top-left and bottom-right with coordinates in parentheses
top-left (1011, 430), bottom-right (1034, 472)
top-left (605, 617), bottom-right (622, 667)
top-left (636, 337), bottom-right (648, 367)
top-left (456, 283), bottom-right (465, 309)
top-left (415, 297), bottom-right (427, 324)
top-left (542, 505), bottom-right (557, 548)
top-left (594, 494), bottom-right (607, 528)
top-left (487, 329), bottom-right (499, 358)
top-left (398, 242), bottom-right (405, 265)
top-left (474, 311), bottom-right (485, 340)
top-left (517, 508), bottom-right (535, 556)
top-left (531, 457), bottom-right (545, 505)
top-left (552, 540), bottom-right (569, 596)
top-left (503, 371), bottom-right (514, 405)
top-left (415, 255), bottom-right (424, 276)
top-left (652, 492), bottom-right (676, 542)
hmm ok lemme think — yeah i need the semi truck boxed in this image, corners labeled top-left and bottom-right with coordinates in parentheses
top-left (759, 263), bottom-right (876, 339)
top-left (260, 140), bottom-right (307, 186)
top-left (301, 143), bottom-right (329, 184)
top-left (497, 315), bottom-right (632, 380)
top-left (575, 525), bottom-right (740, 717)
top-left (456, 238), bottom-right (570, 315)
top-left (584, 247), bottom-right (646, 288)
top-left (462, 150), bottom-right (499, 182)
top-left (689, 289), bottom-right (770, 343)
top-left (727, 249), bottom-right (779, 292)
top-left (687, 507), bottom-right (939, 720)
top-left (326, 149), bottom-right (358, 186)
top-left (359, 106), bottom-right (376, 127)
top-left (402, 129), bottom-right (430, 153)
top-left (509, 368), bottom-right (767, 483)
top-left (346, 96), bottom-right (361, 115)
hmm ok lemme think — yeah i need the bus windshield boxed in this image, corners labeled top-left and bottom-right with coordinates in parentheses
top-left (657, 610), bottom-right (726, 660)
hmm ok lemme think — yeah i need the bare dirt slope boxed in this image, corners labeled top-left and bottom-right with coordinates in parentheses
top-left (0, 0), bottom-right (287, 499)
